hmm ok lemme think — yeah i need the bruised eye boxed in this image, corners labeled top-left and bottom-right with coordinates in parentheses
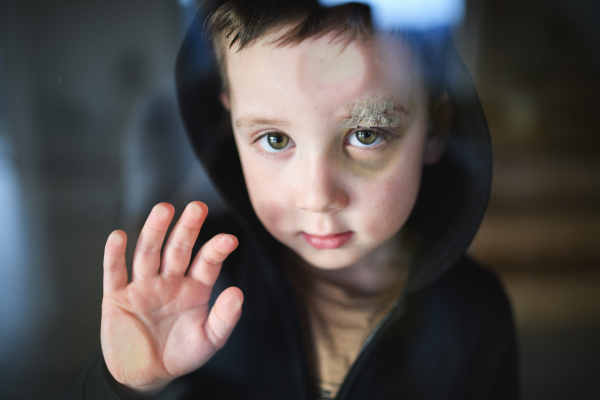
top-left (258, 132), bottom-right (292, 152)
top-left (347, 129), bottom-right (382, 147)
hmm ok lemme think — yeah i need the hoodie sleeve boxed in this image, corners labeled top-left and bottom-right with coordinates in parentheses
top-left (63, 351), bottom-right (127, 400)
top-left (486, 333), bottom-right (520, 400)
top-left (63, 352), bottom-right (195, 400)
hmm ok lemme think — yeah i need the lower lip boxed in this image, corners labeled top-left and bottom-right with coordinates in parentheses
top-left (302, 232), bottom-right (354, 249)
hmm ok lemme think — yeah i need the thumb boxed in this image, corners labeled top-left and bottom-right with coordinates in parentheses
top-left (204, 287), bottom-right (243, 350)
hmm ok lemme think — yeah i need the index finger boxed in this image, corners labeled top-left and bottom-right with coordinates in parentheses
top-left (131, 203), bottom-right (175, 281)
top-left (160, 201), bottom-right (208, 276)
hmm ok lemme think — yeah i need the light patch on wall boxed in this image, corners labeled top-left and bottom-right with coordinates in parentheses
top-left (320, 0), bottom-right (465, 30)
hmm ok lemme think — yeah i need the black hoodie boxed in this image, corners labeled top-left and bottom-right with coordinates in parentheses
top-left (65, 2), bottom-right (518, 399)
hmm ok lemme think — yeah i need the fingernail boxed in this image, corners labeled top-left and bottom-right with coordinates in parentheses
top-left (227, 298), bottom-right (242, 312)
top-left (153, 205), bottom-right (168, 218)
top-left (220, 235), bottom-right (233, 246)
top-left (109, 232), bottom-right (123, 246)
top-left (187, 202), bottom-right (202, 217)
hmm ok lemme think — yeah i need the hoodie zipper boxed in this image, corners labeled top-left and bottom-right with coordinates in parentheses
top-left (333, 300), bottom-right (402, 400)
top-left (356, 301), bottom-right (399, 358)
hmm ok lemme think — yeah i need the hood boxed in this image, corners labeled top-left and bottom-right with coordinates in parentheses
top-left (175, 1), bottom-right (492, 295)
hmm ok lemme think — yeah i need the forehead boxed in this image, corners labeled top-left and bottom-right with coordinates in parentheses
top-left (225, 31), bottom-right (426, 117)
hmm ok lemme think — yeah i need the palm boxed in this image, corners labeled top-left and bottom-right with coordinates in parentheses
top-left (101, 202), bottom-right (242, 393)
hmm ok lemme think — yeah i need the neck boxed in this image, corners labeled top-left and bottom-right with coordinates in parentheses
top-left (284, 237), bottom-right (409, 298)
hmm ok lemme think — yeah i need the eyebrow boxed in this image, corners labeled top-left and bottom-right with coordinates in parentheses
top-left (343, 102), bottom-right (409, 116)
top-left (338, 105), bottom-right (408, 125)
top-left (234, 100), bottom-right (408, 129)
top-left (235, 115), bottom-right (289, 129)
top-left (341, 96), bottom-right (409, 129)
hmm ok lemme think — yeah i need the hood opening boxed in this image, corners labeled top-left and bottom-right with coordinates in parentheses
top-left (175, 4), bottom-right (492, 294)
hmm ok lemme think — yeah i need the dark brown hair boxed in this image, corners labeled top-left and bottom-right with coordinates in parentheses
top-left (203, 0), bottom-right (446, 97)
top-left (205, 0), bottom-right (372, 91)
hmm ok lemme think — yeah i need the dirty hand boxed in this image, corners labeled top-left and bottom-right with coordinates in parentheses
top-left (100, 201), bottom-right (243, 394)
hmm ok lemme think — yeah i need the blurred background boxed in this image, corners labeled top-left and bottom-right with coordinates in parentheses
top-left (0, 0), bottom-right (598, 398)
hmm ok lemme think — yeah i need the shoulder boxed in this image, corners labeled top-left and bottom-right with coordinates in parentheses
top-left (443, 255), bottom-right (513, 320)
top-left (442, 256), bottom-right (511, 307)
top-left (397, 257), bottom-right (519, 397)
top-left (408, 256), bottom-right (515, 342)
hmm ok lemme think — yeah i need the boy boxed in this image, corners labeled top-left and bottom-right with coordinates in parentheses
top-left (67, 1), bottom-right (518, 399)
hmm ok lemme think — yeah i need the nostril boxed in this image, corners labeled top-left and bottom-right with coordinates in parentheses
top-left (296, 190), bottom-right (348, 214)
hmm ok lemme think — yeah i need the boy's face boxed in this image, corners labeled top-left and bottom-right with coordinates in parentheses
top-left (224, 31), bottom-right (444, 270)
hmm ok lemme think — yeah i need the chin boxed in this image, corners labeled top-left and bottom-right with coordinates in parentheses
top-left (296, 248), bottom-right (365, 270)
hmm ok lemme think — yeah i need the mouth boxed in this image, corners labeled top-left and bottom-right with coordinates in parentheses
top-left (301, 231), bottom-right (354, 249)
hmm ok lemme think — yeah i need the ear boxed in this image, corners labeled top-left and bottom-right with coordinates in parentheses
top-left (219, 91), bottom-right (231, 111)
top-left (423, 91), bottom-right (452, 165)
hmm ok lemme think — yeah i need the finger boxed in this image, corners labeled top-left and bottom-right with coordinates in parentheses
top-left (187, 234), bottom-right (238, 287)
top-left (103, 230), bottom-right (129, 294)
top-left (160, 202), bottom-right (208, 276)
top-left (204, 287), bottom-right (243, 350)
top-left (132, 203), bottom-right (175, 281)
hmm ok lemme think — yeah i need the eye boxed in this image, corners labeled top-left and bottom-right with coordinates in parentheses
top-left (347, 129), bottom-right (383, 147)
top-left (257, 132), bottom-right (293, 152)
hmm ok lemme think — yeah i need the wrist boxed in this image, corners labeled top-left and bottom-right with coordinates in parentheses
top-left (102, 362), bottom-right (169, 399)
top-left (116, 382), bottom-right (169, 399)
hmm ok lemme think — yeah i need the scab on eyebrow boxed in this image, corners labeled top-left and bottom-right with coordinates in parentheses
top-left (343, 96), bottom-right (402, 129)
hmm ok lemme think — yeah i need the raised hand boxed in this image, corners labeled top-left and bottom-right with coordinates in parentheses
top-left (101, 202), bottom-right (243, 394)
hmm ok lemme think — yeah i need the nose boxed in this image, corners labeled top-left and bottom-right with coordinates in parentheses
top-left (295, 156), bottom-right (348, 214)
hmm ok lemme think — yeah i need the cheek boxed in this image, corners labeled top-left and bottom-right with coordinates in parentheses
top-left (352, 144), bottom-right (425, 241)
top-left (239, 155), bottom-right (294, 237)
top-left (363, 176), bottom-right (421, 239)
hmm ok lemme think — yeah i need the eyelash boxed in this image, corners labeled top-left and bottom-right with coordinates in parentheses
top-left (345, 128), bottom-right (395, 150)
top-left (252, 128), bottom-right (396, 156)
top-left (253, 131), bottom-right (295, 156)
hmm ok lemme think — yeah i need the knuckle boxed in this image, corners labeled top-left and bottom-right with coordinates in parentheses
top-left (210, 240), bottom-right (231, 258)
top-left (208, 315), bottom-right (228, 346)
top-left (104, 261), bottom-right (120, 273)
top-left (168, 241), bottom-right (193, 257)
top-left (138, 243), bottom-right (161, 257)
top-left (202, 251), bottom-right (224, 268)
top-left (144, 223), bottom-right (166, 234)
top-left (180, 219), bottom-right (202, 231)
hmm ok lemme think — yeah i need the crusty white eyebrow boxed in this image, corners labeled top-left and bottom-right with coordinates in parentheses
top-left (343, 96), bottom-right (405, 128)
